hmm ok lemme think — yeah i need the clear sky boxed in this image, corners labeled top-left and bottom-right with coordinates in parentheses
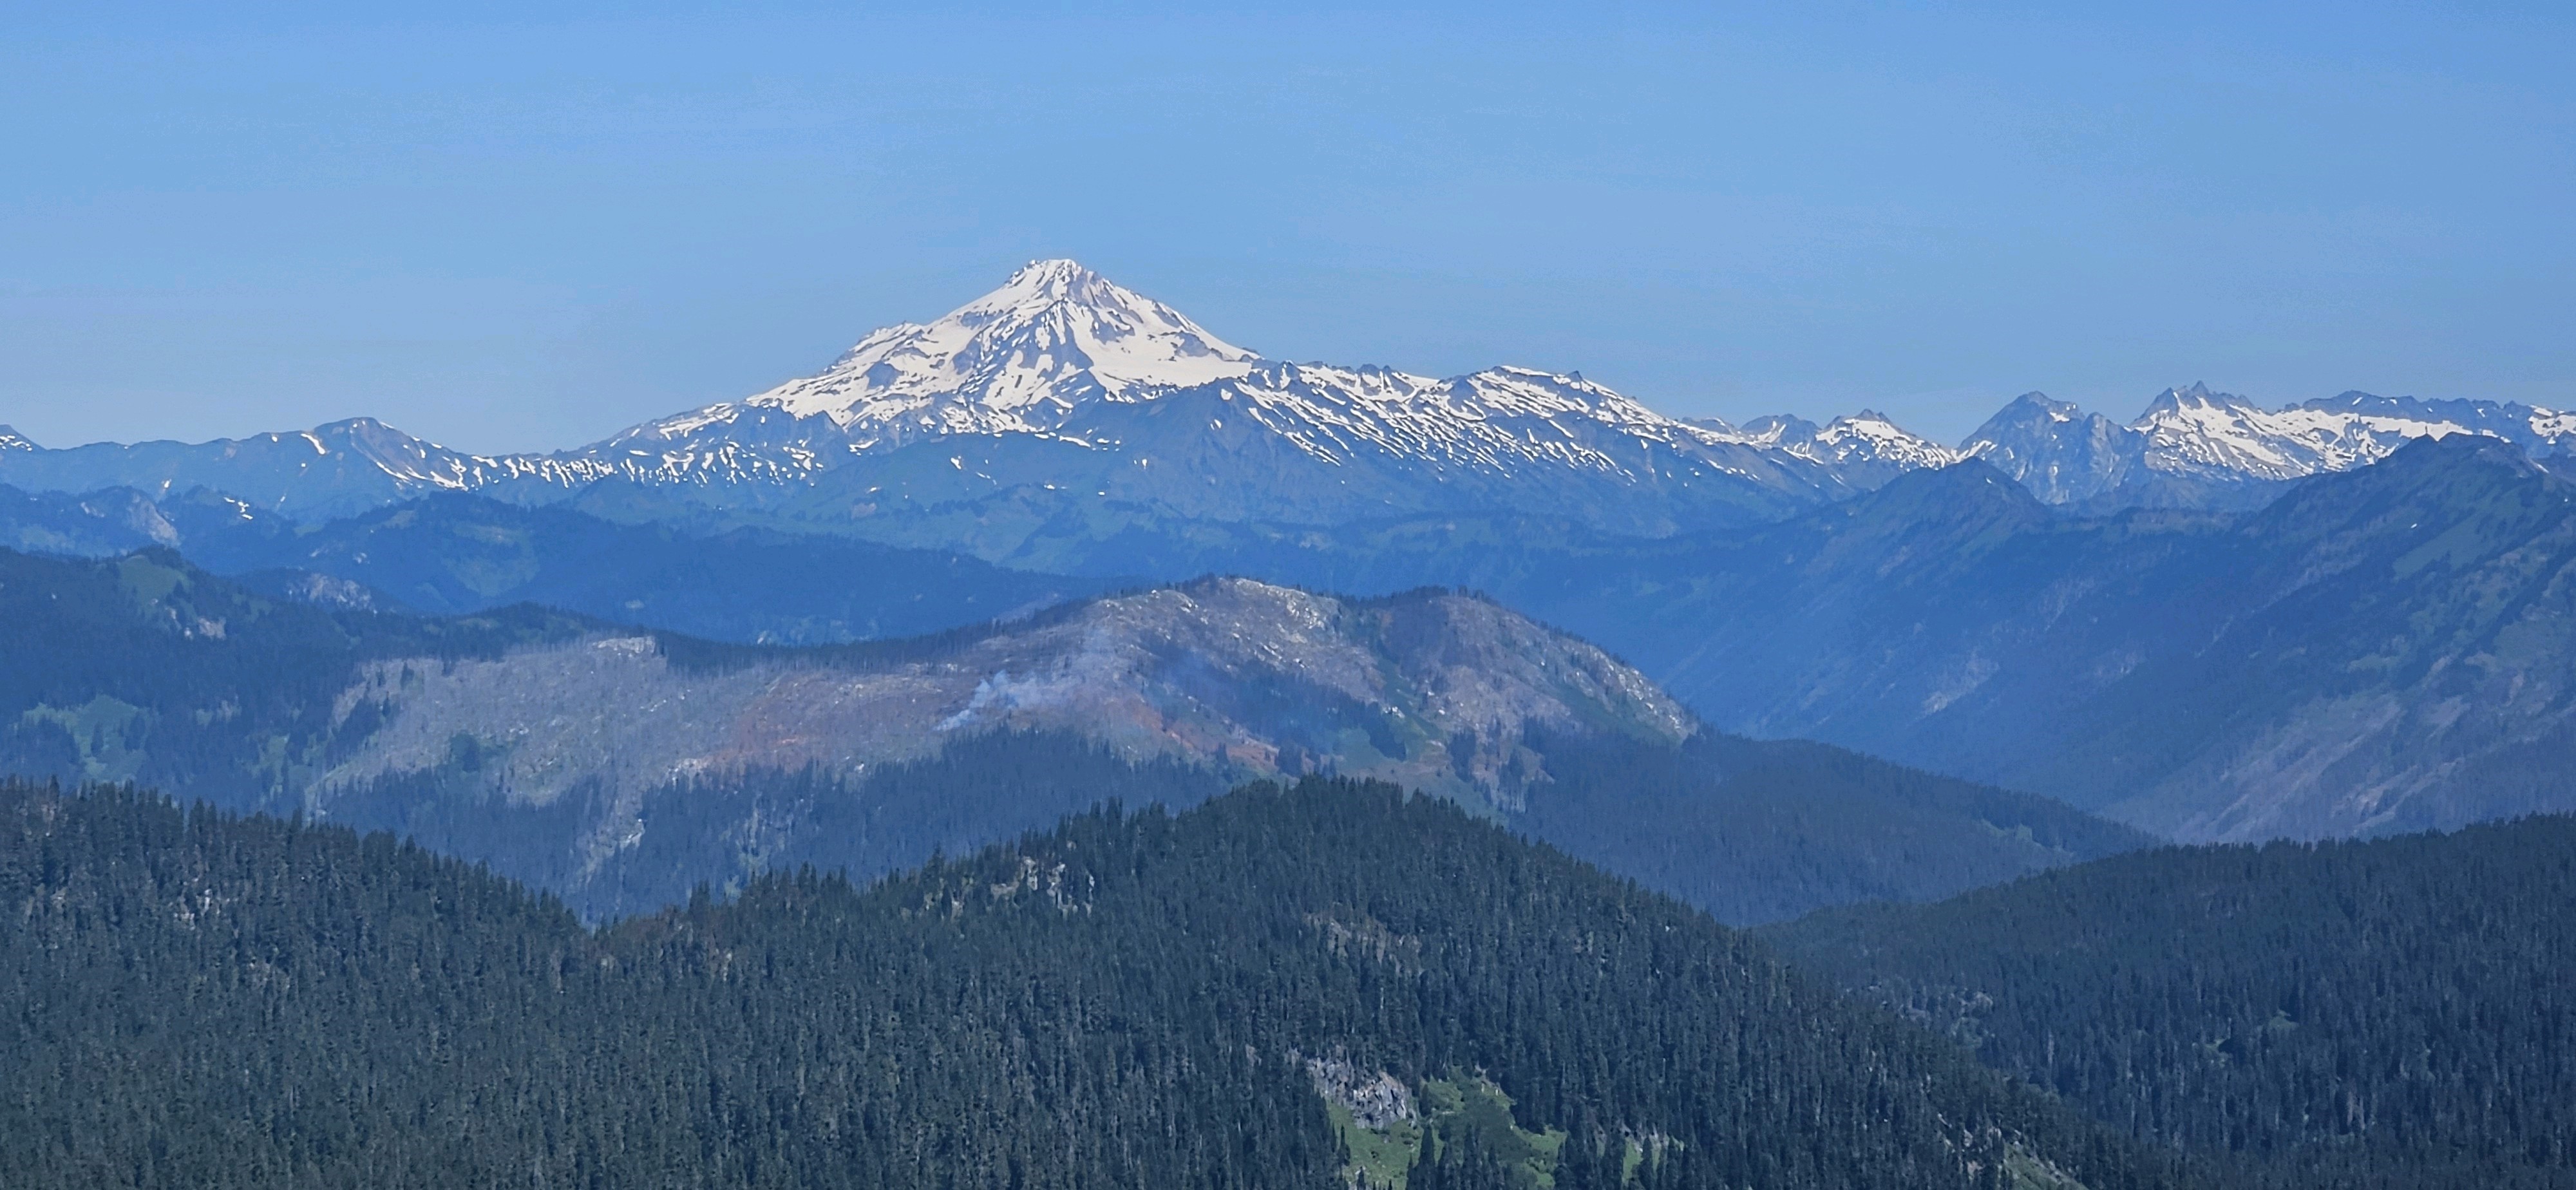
top-left (5, 2), bottom-right (2570, 453)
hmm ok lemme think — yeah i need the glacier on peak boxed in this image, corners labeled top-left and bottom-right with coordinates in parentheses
top-left (545, 261), bottom-right (1935, 522)
top-left (735, 259), bottom-right (1260, 435)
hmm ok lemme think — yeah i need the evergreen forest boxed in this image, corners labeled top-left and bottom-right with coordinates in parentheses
top-left (1768, 817), bottom-right (2576, 1188)
top-left (0, 777), bottom-right (2179, 1190)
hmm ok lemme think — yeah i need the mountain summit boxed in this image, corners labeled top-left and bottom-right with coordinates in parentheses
top-left (706, 260), bottom-right (1260, 443)
top-left (543, 261), bottom-right (1940, 544)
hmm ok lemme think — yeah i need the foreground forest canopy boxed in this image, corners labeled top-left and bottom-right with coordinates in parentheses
top-left (0, 778), bottom-right (2177, 1190)
top-left (1768, 817), bottom-right (2576, 1189)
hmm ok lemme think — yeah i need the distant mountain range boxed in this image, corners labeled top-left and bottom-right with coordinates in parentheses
top-left (1964, 384), bottom-right (2576, 510)
top-left (6, 261), bottom-right (2570, 549)
top-left (12, 420), bottom-right (2576, 849)
top-left (10, 259), bottom-right (2576, 856)
top-left (1508, 435), bottom-right (2576, 842)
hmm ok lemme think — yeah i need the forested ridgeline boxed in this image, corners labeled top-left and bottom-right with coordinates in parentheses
top-left (327, 726), bottom-right (2148, 928)
top-left (0, 546), bottom-right (595, 809)
top-left (1765, 816), bottom-right (2576, 1189)
top-left (0, 544), bottom-right (2148, 932)
top-left (1517, 731), bottom-right (2152, 925)
top-left (0, 777), bottom-right (2186, 1190)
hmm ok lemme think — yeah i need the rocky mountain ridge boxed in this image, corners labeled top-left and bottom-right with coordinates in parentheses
top-left (1962, 382), bottom-right (2576, 509)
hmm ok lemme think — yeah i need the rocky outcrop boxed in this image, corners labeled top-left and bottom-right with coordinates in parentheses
top-left (1304, 1053), bottom-right (1418, 1133)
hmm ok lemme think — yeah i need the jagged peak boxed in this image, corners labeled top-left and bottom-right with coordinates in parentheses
top-left (2000, 390), bottom-right (2080, 419)
top-left (1452, 366), bottom-right (1652, 410)
top-left (0, 425), bottom-right (33, 451)
top-left (1738, 413), bottom-right (1821, 440)
top-left (1477, 363), bottom-right (1589, 385)
top-left (1960, 392), bottom-right (2110, 460)
top-left (2135, 381), bottom-right (2257, 421)
top-left (969, 258), bottom-right (1139, 312)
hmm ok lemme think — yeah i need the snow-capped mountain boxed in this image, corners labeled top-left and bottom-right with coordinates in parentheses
top-left (0, 261), bottom-right (1933, 534)
top-left (741, 257), bottom-right (1258, 437)
top-left (1955, 393), bottom-right (2143, 504)
top-left (1726, 412), bottom-right (1963, 489)
top-left (1964, 382), bottom-right (2576, 509)
top-left (560, 261), bottom-right (1902, 533)
top-left (6, 260), bottom-right (2570, 536)
top-left (578, 259), bottom-right (1261, 480)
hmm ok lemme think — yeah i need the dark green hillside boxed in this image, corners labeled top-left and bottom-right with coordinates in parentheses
top-left (0, 482), bottom-right (1126, 645)
top-left (1766, 815), bottom-right (2576, 1188)
top-left (1520, 732), bottom-right (2152, 925)
top-left (176, 490), bottom-right (1128, 645)
top-left (0, 778), bottom-right (2183, 1189)
top-left (0, 547), bottom-right (590, 809)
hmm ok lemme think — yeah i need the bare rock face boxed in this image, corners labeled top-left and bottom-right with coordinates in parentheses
top-left (1304, 1053), bottom-right (1418, 1132)
top-left (313, 577), bottom-right (1694, 869)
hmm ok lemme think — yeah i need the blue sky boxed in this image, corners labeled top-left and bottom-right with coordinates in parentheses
top-left (4, 2), bottom-right (2570, 451)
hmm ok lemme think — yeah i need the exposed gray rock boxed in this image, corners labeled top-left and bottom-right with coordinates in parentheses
top-left (1303, 1053), bottom-right (1417, 1132)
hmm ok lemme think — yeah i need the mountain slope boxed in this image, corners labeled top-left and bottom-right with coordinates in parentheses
top-left (1519, 435), bottom-right (2576, 841)
top-left (49, 423), bottom-right (2575, 851)
top-left (0, 483), bottom-right (184, 557)
top-left (1766, 815), bottom-right (2576, 1189)
top-left (0, 547), bottom-right (1688, 815)
top-left (1515, 730), bottom-right (2151, 927)
top-left (0, 545), bottom-right (2138, 923)
top-left (0, 483), bottom-right (1129, 643)
top-left (0, 777), bottom-right (2190, 1189)
top-left (185, 491), bottom-right (1126, 643)
top-left (0, 548), bottom-right (594, 808)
